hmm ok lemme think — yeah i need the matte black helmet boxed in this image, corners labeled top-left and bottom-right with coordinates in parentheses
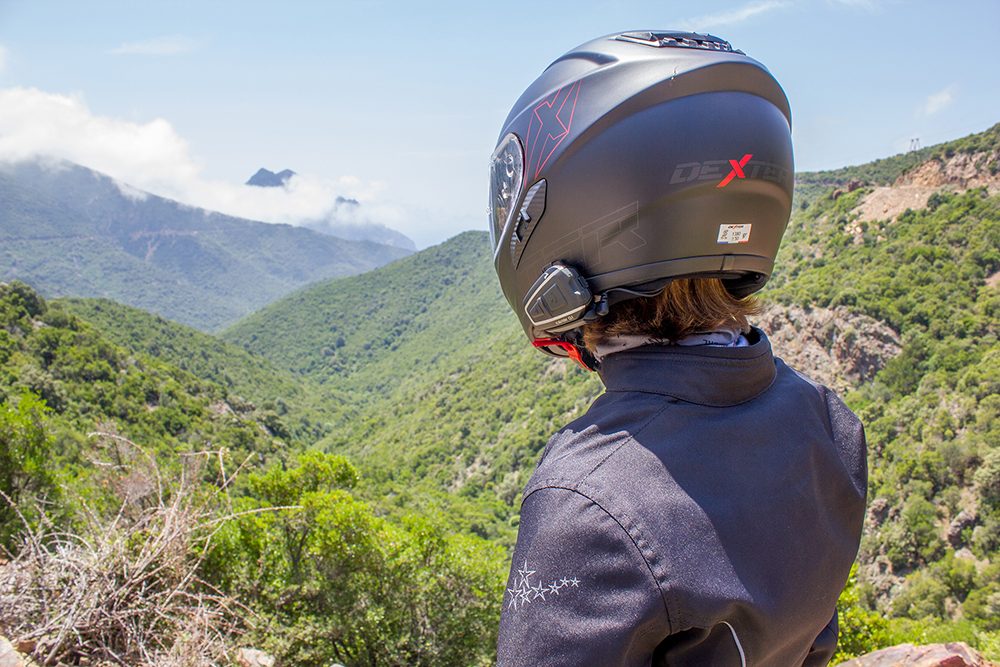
top-left (488, 30), bottom-right (793, 367)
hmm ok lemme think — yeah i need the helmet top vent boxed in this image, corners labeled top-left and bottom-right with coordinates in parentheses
top-left (616, 31), bottom-right (744, 54)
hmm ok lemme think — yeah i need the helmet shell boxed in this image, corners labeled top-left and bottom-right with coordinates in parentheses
top-left (490, 31), bottom-right (794, 348)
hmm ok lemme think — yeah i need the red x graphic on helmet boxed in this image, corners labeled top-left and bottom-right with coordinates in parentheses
top-left (717, 154), bottom-right (753, 188)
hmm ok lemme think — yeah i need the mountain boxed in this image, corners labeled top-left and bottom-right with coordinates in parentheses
top-left (0, 159), bottom-right (412, 331)
top-left (246, 167), bottom-right (296, 187)
top-left (244, 168), bottom-right (418, 250)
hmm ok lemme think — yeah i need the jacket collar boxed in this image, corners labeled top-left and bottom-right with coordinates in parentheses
top-left (596, 327), bottom-right (777, 407)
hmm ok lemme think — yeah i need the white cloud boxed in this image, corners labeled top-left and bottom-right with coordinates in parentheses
top-left (677, 1), bottom-right (790, 31)
top-left (919, 84), bottom-right (958, 116)
top-left (0, 86), bottom-right (396, 228)
top-left (108, 34), bottom-right (201, 56)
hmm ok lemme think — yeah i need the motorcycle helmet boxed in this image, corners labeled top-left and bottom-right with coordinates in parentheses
top-left (488, 30), bottom-right (793, 369)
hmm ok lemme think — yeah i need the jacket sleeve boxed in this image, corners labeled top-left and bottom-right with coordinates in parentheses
top-left (800, 612), bottom-right (838, 667)
top-left (497, 485), bottom-right (670, 667)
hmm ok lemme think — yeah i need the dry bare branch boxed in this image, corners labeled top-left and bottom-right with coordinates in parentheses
top-left (0, 432), bottom-right (254, 666)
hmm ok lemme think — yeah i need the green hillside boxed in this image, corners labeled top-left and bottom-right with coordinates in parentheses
top-left (0, 281), bottom-right (503, 667)
top-left (11, 123), bottom-right (1000, 662)
top-left (766, 183), bottom-right (1000, 633)
top-left (220, 232), bottom-right (604, 542)
top-left (0, 282), bottom-right (288, 501)
top-left (221, 232), bottom-right (510, 394)
top-left (793, 121), bottom-right (1000, 210)
top-left (0, 160), bottom-right (412, 332)
top-left (213, 125), bottom-right (1000, 650)
top-left (54, 297), bottom-right (343, 446)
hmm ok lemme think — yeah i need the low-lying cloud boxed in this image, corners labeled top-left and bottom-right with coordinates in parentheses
top-left (0, 86), bottom-right (398, 228)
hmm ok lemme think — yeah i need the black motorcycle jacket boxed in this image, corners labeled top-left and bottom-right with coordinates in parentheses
top-left (496, 329), bottom-right (867, 667)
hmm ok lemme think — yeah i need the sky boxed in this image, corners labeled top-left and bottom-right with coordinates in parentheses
top-left (0, 0), bottom-right (997, 249)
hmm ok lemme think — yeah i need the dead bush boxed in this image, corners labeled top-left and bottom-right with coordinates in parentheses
top-left (0, 428), bottom-right (255, 666)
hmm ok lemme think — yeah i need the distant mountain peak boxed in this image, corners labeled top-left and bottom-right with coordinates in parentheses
top-left (246, 168), bottom-right (296, 187)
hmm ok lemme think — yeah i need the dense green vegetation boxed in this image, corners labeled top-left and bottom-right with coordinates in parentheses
top-left (222, 232), bottom-right (604, 544)
top-left (0, 160), bottom-right (411, 332)
top-left (208, 452), bottom-right (505, 667)
top-left (6, 123), bottom-right (1000, 664)
top-left (55, 297), bottom-right (336, 446)
top-left (0, 282), bottom-right (503, 666)
top-left (793, 121), bottom-right (999, 211)
top-left (0, 281), bottom-right (289, 497)
top-left (222, 232), bottom-right (511, 394)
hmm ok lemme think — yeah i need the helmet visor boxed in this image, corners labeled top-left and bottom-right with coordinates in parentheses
top-left (488, 133), bottom-right (525, 253)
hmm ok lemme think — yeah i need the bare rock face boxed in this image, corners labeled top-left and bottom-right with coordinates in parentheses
top-left (834, 642), bottom-right (997, 667)
top-left (852, 186), bottom-right (936, 225)
top-left (851, 149), bottom-right (999, 226)
top-left (759, 303), bottom-right (902, 394)
top-left (947, 509), bottom-right (978, 548)
top-left (0, 638), bottom-right (26, 667)
top-left (897, 152), bottom-right (1000, 191)
top-left (236, 647), bottom-right (276, 667)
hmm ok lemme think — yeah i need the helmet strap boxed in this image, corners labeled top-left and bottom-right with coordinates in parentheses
top-left (531, 337), bottom-right (599, 372)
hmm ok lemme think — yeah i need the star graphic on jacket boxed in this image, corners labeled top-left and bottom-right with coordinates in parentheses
top-left (505, 560), bottom-right (580, 613)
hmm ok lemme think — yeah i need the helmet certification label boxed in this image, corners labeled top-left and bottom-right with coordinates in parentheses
top-left (718, 224), bottom-right (752, 244)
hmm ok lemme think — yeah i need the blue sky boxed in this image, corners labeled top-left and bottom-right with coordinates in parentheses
top-left (0, 0), bottom-right (997, 248)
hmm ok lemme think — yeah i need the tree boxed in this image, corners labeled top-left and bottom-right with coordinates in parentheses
top-left (206, 452), bottom-right (506, 667)
top-left (0, 391), bottom-right (56, 544)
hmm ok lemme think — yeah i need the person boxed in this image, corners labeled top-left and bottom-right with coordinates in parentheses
top-left (486, 31), bottom-right (867, 667)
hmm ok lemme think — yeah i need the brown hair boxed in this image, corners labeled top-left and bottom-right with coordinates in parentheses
top-left (582, 278), bottom-right (761, 353)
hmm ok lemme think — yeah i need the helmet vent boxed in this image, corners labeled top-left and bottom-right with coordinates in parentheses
top-left (616, 31), bottom-right (743, 54)
top-left (511, 179), bottom-right (547, 270)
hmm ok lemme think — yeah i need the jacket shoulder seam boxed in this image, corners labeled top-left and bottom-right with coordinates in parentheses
top-left (523, 480), bottom-right (676, 633)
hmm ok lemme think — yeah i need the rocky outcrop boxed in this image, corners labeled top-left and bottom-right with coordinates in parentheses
top-left (834, 642), bottom-right (998, 667)
top-left (0, 638), bottom-right (26, 667)
top-left (852, 186), bottom-right (936, 225)
top-left (759, 303), bottom-right (902, 394)
top-left (236, 647), bottom-right (276, 667)
top-left (851, 150), bottom-right (999, 226)
top-left (947, 509), bottom-right (978, 548)
top-left (897, 152), bottom-right (1000, 191)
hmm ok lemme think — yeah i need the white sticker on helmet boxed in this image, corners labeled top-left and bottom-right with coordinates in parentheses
top-left (717, 224), bottom-right (752, 244)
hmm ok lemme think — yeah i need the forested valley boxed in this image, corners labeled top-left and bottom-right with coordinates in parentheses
top-left (2, 124), bottom-right (1000, 666)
